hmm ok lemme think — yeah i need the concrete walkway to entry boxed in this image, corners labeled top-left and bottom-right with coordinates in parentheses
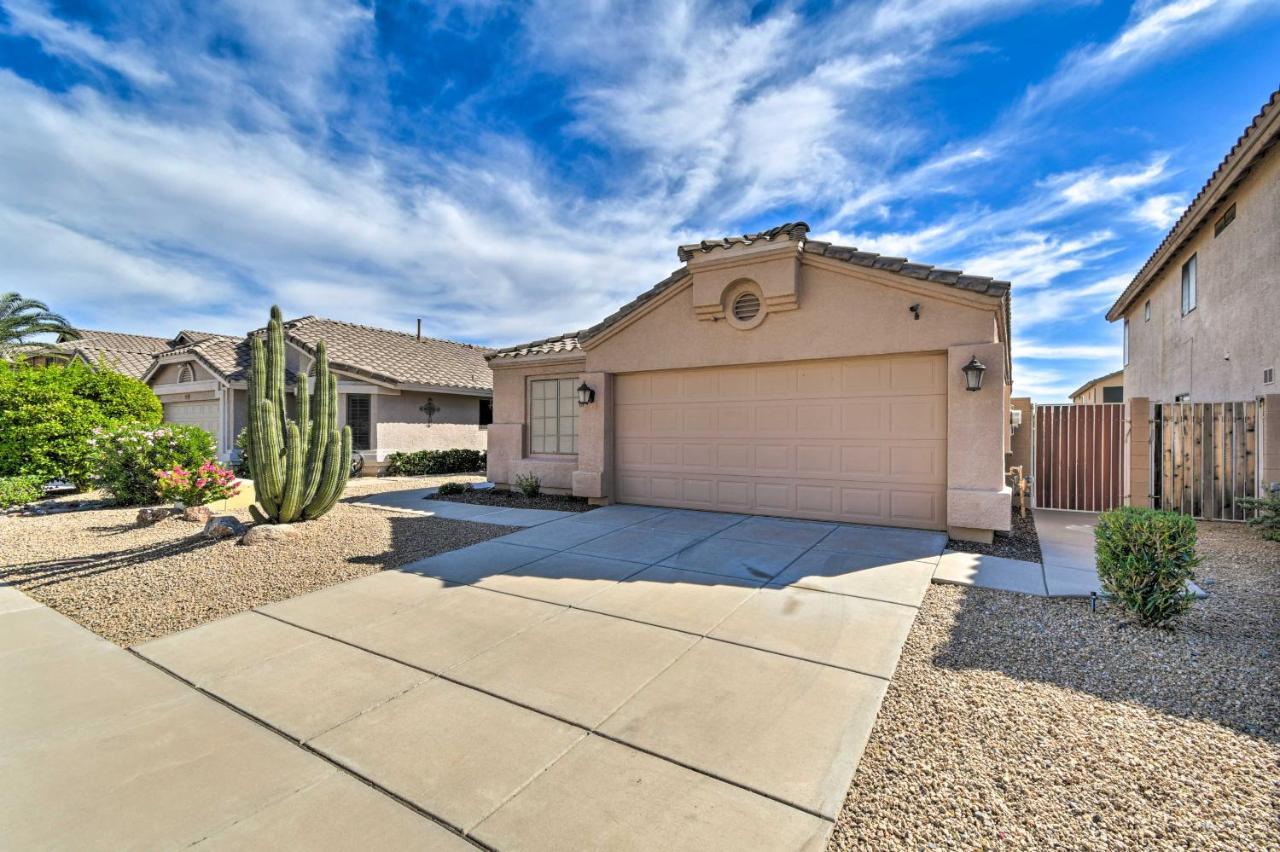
top-left (118, 505), bottom-right (947, 850)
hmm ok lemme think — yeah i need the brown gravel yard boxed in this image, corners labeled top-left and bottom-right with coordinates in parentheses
top-left (831, 521), bottom-right (1279, 851)
top-left (0, 476), bottom-right (516, 647)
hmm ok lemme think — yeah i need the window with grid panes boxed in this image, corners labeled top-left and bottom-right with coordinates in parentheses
top-left (529, 378), bottom-right (578, 454)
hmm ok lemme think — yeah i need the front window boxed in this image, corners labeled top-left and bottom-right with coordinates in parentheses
top-left (1181, 254), bottom-right (1197, 315)
top-left (346, 394), bottom-right (371, 451)
top-left (1102, 386), bottom-right (1123, 403)
top-left (529, 378), bottom-right (578, 454)
top-left (1123, 318), bottom-right (1129, 366)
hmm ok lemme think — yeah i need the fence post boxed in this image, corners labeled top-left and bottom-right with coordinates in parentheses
top-left (1263, 394), bottom-right (1280, 497)
top-left (1124, 396), bottom-right (1152, 508)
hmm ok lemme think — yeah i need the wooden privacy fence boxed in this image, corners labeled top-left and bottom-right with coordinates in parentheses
top-left (1151, 401), bottom-right (1260, 520)
top-left (1033, 403), bottom-right (1124, 511)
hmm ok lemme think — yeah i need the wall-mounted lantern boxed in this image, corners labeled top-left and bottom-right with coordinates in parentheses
top-left (577, 382), bottom-right (596, 406)
top-left (962, 356), bottom-right (987, 392)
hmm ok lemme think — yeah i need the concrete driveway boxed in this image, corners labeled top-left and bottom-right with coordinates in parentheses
top-left (132, 505), bottom-right (945, 850)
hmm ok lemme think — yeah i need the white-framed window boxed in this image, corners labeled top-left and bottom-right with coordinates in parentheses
top-left (529, 378), bottom-right (578, 454)
top-left (177, 364), bottom-right (195, 383)
top-left (1180, 254), bottom-right (1197, 315)
top-left (1144, 300), bottom-right (1151, 322)
top-left (1123, 318), bottom-right (1130, 366)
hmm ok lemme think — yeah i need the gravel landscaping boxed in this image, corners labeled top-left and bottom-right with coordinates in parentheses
top-left (432, 487), bottom-right (596, 513)
top-left (831, 521), bottom-right (1279, 850)
top-left (947, 506), bottom-right (1043, 563)
top-left (0, 476), bottom-right (516, 647)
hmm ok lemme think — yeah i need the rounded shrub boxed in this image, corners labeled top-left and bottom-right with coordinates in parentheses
top-left (1094, 506), bottom-right (1201, 627)
top-left (0, 361), bottom-right (162, 487)
top-left (0, 474), bottom-right (45, 508)
top-left (383, 449), bottom-right (486, 477)
top-left (435, 481), bottom-right (471, 496)
top-left (89, 423), bottom-right (218, 505)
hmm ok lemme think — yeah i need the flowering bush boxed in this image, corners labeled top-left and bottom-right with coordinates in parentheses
top-left (89, 423), bottom-right (218, 505)
top-left (155, 462), bottom-right (239, 507)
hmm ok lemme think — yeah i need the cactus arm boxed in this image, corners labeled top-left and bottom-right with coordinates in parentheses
top-left (304, 426), bottom-right (351, 519)
top-left (302, 343), bottom-right (331, 505)
top-left (277, 421), bottom-right (305, 523)
top-left (295, 375), bottom-right (310, 452)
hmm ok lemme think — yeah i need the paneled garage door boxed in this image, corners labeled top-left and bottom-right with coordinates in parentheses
top-left (163, 401), bottom-right (221, 450)
top-left (614, 353), bottom-right (948, 529)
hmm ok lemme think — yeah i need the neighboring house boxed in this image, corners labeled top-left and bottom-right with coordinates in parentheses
top-left (1070, 369), bottom-right (1124, 404)
top-left (23, 329), bottom-right (192, 378)
top-left (487, 222), bottom-right (1014, 543)
top-left (143, 317), bottom-right (493, 469)
top-left (1106, 88), bottom-right (1279, 402)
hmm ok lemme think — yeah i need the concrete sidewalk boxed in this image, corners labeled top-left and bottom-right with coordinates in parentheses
top-left (0, 586), bottom-right (473, 850)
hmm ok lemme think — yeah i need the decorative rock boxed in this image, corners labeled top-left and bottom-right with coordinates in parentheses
top-left (181, 505), bottom-right (213, 524)
top-left (135, 507), bottom-right (172, 526)
top-left (203, 516), bottom-right (247, 540)
top-left (239, 523), bottom-right (299, 546)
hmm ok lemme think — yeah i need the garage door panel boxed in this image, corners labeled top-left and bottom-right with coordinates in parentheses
top-left (164, 401), bottom-right (220, 450)
top-left (615, 354), bottom-right (947, 530)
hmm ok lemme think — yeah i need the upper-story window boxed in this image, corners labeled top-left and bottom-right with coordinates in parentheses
top-left (1144, 300), bottom-right (1151, 322)
top-left (529, 378), bottom-right (578, 454)
top-left (1123, 318), bottom-right (1130, 366)
top-left (1180, 254), bottom-right (1197, 316)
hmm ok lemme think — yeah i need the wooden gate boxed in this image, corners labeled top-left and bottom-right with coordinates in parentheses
top-left (1033, 403), bottom-right (1124, 511)
top-left (1151, 401), bottom-right (1260, 520)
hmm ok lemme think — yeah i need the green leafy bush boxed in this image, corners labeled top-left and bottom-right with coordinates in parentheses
top-left (1237, 487), bottom-right (1280, 542)
top-left (89, 423), bottom-right (217, 505)
top-left (0, 361), bottom-right (162, 486)
top-left (514, 471), bottom-right (541, 498)
top-left (0, 474), bottom-right (44, 508)
top-left (383, 449), bottom-right (486, 477)
top-left (232, 427), bottom-right (252, 478)
top-left (435, 481), bottom-right (471, 496)
top-left (1095, 506), bottom-right (1201, 627)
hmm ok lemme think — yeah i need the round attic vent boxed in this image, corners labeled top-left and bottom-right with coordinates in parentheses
top-left (732, 292), bottom-right (761, 322)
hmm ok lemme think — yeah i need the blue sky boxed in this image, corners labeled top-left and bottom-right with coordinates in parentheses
top-left (1, 0), bottom-right (1277, 400)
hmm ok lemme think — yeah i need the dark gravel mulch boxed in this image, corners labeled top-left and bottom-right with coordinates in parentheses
top-left (946, 507), bottom-right (1042, 562)
top-left (431, 488), bottom-right (596, 513)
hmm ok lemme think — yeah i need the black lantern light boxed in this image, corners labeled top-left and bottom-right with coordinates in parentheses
top-left (577, 382), bottom-right (596, 406)
top-left (961, 356), bottom-right (987, 392)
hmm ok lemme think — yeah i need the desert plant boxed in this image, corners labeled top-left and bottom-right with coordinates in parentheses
top-left (383, 448), bottom-right (486, 477)
top-left (89, 423), bottom-right (217, 505)
top-left (0, 474), bottom-right (44, 508)
top-left (1237, 487), bottom-right (1280, 542)
top-left (1094, 506), bottom-right (1201, 627)
top-left (244, 306), bottom-right (350, 524)
top-left (0, 361), bottom-right (162, 486)
top-left (155, 462), bottom-right (239, 507)
top-left (514, 471), bottom-right (541, 498)
top-left (231, 427), bottom-right (253, 478)
top-left (0, 292), bottom-right (78, 359)
top-left (435, 481), bottom-right (471, 496)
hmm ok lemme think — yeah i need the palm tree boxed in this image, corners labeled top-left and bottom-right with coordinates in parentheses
top-left (0, 292), bottom-right (79, 360)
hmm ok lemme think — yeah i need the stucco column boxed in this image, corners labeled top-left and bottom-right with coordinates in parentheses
top-left (1262, 394), bottom-right (1280, 496)
top-left (1123, 396), bottom-right (1152, 508)
top-left (572, 372), bottom-right (614, 501)
top-left (946, 342), bottom-right (1012, 542)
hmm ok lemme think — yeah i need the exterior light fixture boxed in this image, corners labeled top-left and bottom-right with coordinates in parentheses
top-left (577, 382), bottom-right (596, 406)
top-left (962, 356), bottom-right (987, 392)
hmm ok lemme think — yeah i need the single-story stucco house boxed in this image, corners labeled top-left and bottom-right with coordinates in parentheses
top-left (486, 222), bottom-right (1014, 543)
top-left (1069, 368), bottom-right (1124, 404)
top-left (143, 316), bottom-right (493, 470)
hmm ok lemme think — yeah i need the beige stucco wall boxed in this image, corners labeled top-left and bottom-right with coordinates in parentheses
top-left (1071, 373), bottom-right (1124, 404)
top-left (1121, 149), bottom-right (1280, 402)
top-left (489, 251), bottom-right (1011, 535)
top-left (371, 389), bottom-right (488, 460)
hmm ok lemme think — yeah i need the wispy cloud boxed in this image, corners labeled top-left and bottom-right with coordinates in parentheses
top-left (1, 0), bottom-right (169, 85)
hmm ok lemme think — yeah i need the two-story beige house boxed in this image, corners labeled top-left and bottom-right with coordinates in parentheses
top-left (1106, 89), bottom-right (1279, 402)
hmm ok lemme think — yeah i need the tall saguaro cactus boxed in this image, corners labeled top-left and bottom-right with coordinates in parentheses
top-left (246, 306), bottom-right (352, 524)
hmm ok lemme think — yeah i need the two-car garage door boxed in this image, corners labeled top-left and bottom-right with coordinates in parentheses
top-left (614, 353), bottom-right (947, 530)
top-left (163, 401), bottom-right (221, 451)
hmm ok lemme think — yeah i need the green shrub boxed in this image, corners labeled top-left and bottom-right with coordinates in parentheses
top-left (0, 474), bottom-right (44, 508)
top-left (155, 462), bottom-right (240, 507)
top-left (514, 471), bottom-right (541, 498)
top-left (89, 423), bottom-right (217, 505)
top-left (0, 361), bottom-right (162, 486)
top-left (1237, 487), bottom-right (1280, 542)
top-left (383, 449), bottom-right (486, 477)
top-left (232, 427), bottom-right (252, 478)
top-left (435, 481), bottom-right (471, 496)
top-left (1094, 506), bottom-right (1201, 627)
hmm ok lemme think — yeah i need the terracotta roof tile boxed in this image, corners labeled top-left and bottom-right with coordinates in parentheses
top-left (676, 222), bottom-right (811, 261)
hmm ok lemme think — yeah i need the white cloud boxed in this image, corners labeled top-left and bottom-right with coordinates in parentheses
top-left (1013, 274), bottom-right (1131, 326)
top-left (1050, 156), bottom-right (1171, 205)
top-left (1, 0), bottom-right (170, 86)
top-left (1014, 341), bottom-right (1121, 360)
top-left (1133, 193), bottom-right (1186, 229)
